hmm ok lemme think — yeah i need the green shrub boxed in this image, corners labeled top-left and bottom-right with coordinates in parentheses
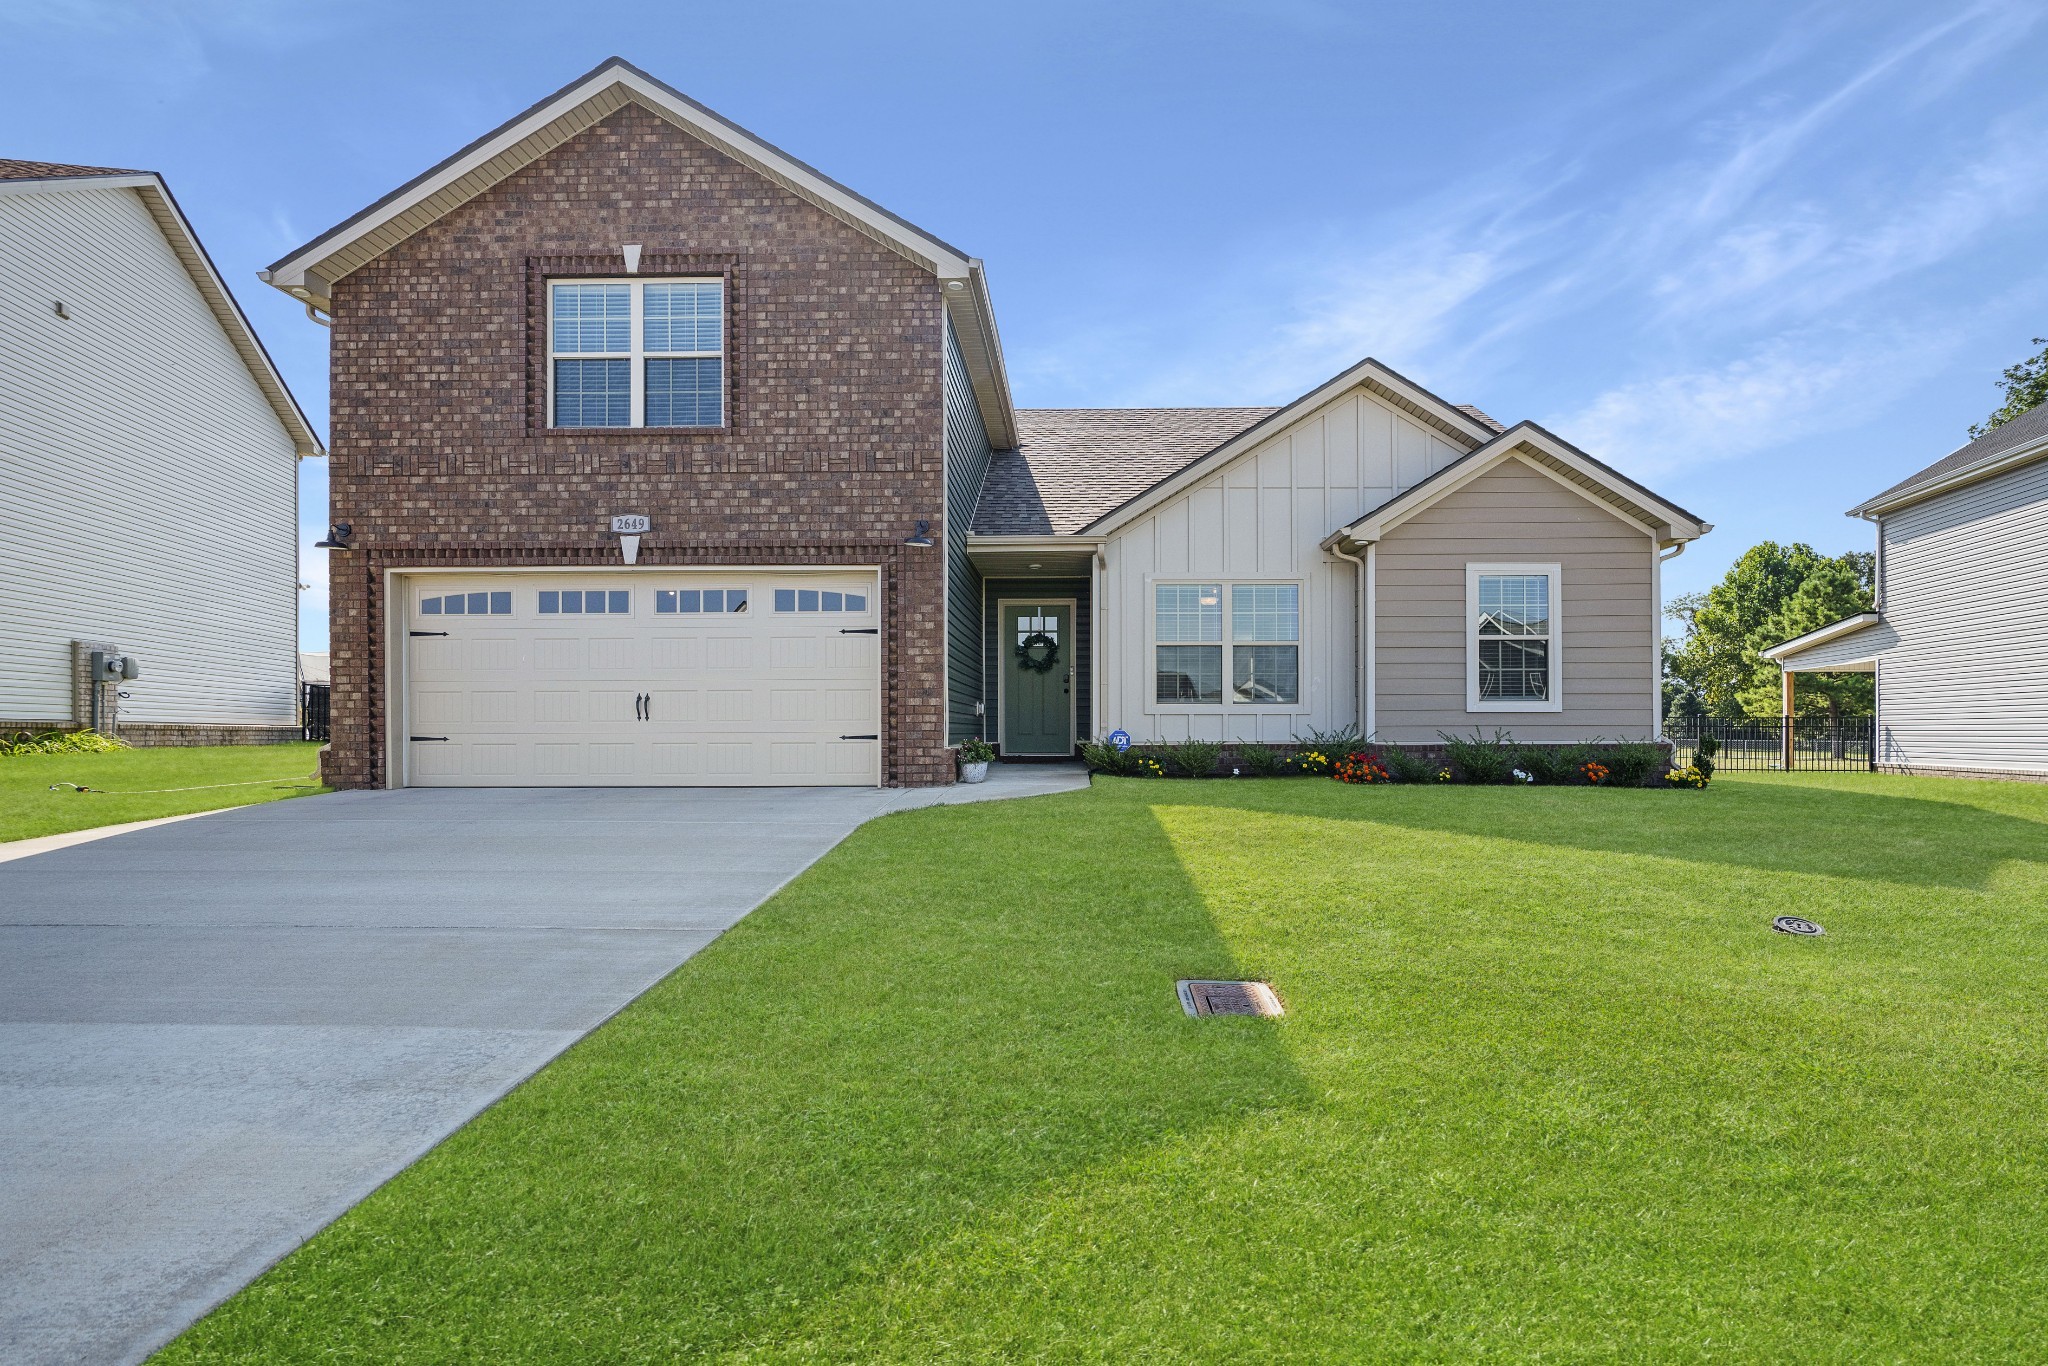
top-left (1377, 746), bottom-right (1437, 784)
top-left (1439, 729), bottom-right (1518, 784)
top-left (958, 737), bottom-right (996, 765)
top-left (1235, 742), bottom-right (1288, 777)
top-left (0, 729), bottom-right (128, 758)
top-left (1079, 739), bottom-right (1135, 776)
top-left (1160, 738), bottom-right (1223, 778)
top-left (1694, 734), bottom-right (1720, 782)
top-left (1514, 742), bottom-right (1590, 785)
top-left (1600, 739), bottom-right (1669, 788)
top-left (1294, 725), bottom-right (1363, 756)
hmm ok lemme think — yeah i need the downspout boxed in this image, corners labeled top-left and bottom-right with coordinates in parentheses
top-left (1328, 540), bottom-right (1369, 739)
top-left (1655, 539), bottom-right (1687, 741)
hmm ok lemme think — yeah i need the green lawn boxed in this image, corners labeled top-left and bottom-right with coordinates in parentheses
top-left (159, 771), bottom-right (2048, 1361)
top-left (0, 743), bottom-right (326, 843)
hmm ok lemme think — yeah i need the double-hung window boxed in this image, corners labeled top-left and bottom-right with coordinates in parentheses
top-left (550, 278), bottom-right (724, 429)
top-left (1153, 582), bottom-right (1301, 707)
top-left (1467, 564), bottom-right (1561, 711)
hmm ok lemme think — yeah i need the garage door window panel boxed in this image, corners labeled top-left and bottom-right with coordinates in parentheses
top-left (540, 590), bottom-right (631, 615)
top-left (421, 592), bottom-right (510, 616)
top-left (655, 587), bottom-right (750, 614)
top-left (773, 588), bottom-right (869, 613)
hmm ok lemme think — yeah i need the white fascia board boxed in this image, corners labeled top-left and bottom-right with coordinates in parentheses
top-left (1331, 425), bottom-right (1706, 547)
top-left (1759, 612), bottom-right (1882, 663)
top-left (0, 173), bottom-right (158, 200)
top-left (1081, 358), bottom-right (1494, 536)
top-left (7, 172), bottom-right (323, 456)
top-left (264, 59), bottom-right (973, 302)
top-left (1847, 432), bottom-right (2048, 518)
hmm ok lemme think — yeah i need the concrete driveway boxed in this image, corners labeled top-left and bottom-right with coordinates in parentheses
top-left (0, 768), bottom-right (1085, 1365)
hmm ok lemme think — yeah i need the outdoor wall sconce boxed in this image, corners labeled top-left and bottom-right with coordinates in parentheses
top-left (315, 522), bottom-right (354, 549)
top-left (903, 519), bottom-right (935, 547)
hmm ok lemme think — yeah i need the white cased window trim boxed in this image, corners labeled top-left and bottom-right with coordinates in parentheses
top-left (547, 277), bottom-right (725, 429)
top-left (1466, 562), bottom-right (1563, 713)
top-left (1144, 577), bottom-right (1309, 715)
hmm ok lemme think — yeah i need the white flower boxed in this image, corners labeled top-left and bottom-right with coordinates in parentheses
top-left (1512, 768), bottom-right (1533, 783)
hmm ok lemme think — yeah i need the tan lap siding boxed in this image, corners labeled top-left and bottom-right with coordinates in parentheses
top-left (1374, 457), bottom-right (1656, 743)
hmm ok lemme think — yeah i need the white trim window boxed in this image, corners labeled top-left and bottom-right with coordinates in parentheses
top-left (550, 278), bottom-right (724, 429)
top-left (1153, 581), bottom-right (1301, 708)
top-left (1467, 563), bottom-right (1562, 712)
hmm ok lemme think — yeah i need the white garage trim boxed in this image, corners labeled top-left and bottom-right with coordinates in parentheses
top-left (384, 565), bottom-right (883, 788)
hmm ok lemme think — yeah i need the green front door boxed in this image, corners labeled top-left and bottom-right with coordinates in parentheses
top-left (1001, 602), bottom-right (1074, 757)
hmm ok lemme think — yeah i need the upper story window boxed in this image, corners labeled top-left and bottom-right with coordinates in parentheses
top-left (550, 278), bottom-right (724, 429)
top-left (1153, 582), bottom-right (1301, 707)
top-left (1468, 564), bottom-right (1561, 712)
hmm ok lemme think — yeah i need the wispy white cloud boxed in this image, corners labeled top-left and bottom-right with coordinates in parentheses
top-left (1543, 330), bottom-right (1947, 478)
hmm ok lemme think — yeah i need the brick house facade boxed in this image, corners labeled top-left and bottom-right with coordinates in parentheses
top-left (279, 64), bottom-right (1012, 789)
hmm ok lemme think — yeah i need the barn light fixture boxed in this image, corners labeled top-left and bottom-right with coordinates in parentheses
top-left (903, 519), bottom-right (935, 547)
top-left (315, 522), bottom-right (354, 549)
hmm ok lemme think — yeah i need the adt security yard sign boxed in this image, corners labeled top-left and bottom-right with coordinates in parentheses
top-left (1109, 730), bottom-right (1131, 752)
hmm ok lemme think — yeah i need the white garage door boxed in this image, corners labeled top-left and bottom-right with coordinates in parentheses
top-left (402, 571), bottom-right (881, 787)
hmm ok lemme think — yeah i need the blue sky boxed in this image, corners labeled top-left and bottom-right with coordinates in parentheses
top-left (6, 0), bottom-right (2045, 651)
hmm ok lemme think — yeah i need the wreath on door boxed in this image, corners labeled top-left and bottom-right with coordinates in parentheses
top-left (1015, 630), bottom-right (1062, 674)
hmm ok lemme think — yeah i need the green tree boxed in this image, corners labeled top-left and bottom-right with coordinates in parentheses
top-left (1664, 542), bottom-right (1874, 720)
top-left (1736, 557), bottom-right (1875, 723)
top-left (1970, 337), bottom-right (2048, 438)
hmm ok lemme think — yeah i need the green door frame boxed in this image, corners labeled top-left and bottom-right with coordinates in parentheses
top-left (998, 598), bottom-right (1076, 757)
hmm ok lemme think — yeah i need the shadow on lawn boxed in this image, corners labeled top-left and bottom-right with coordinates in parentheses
top-left (161, 787), bottom-right (1311, 1361)
top-left (1126, 774), bottom-right (2048, 892)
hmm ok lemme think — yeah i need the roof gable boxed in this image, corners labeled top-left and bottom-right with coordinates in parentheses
top-left (0, 167), bottom-right (321, 456)
top-left (1327, 422), bottom-right (1709, 548)
top-left (1850, 402), bottom-right (2048, 516)
top-left (1076, 357), bottom-right (1497, 536)
top-left (261, 56), bottom-right (1014, 445)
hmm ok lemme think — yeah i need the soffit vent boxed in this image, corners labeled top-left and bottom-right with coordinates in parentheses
top-left (1177, 979), bottom-right (1284, 1018)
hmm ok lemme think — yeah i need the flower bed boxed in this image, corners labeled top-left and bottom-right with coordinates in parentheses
top-left (1080, 729), bottom-right (1699, 788)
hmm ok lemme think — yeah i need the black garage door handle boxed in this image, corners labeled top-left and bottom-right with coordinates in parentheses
top-left (839, 627), bottom-right (879, 634)
top-left (409, 631), bottom-right (449, 637)
top-left (410, 736), bottom-right (449, 742)
top-left (839, 734), bottom-right (878, 740)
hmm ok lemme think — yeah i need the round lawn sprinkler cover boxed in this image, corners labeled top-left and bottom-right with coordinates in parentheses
top-left (1773, 916), bottom-right (1825, 936)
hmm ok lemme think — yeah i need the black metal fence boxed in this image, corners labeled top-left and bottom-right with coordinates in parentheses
top-left (302, 682), bottom-right (330, 742)
top-left (1664, 712), bottom-right (1874, 772)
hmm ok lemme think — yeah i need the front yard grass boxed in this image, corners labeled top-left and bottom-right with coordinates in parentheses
top-left (0, 742), bottom-right (325, 843)
top-left (160, 771), bottom-right (2048, 1361)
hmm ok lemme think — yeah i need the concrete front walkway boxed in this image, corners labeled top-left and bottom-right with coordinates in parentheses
top-left (0, 765), bottom-right (1086, 1366)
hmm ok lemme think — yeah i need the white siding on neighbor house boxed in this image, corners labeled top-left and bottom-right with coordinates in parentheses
top-left (1778, 621), bottom-right (1897, 672)
top-left (1373, 457), bottom-right (1657, 743)
top-left (1875, 459), bottom-right (2048, 774)
top-left (1097, 386), bottom-right (1466, 743)
top-left (0, 185), bottom-right (299, 725)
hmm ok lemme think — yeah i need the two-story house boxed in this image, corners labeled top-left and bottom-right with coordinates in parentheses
top-left (1764, 403), bottom-right (2048, 779)
top-left (1, 160), bottom-right (320, 743)
top-left (266, 58), bottom-right (1708, 789)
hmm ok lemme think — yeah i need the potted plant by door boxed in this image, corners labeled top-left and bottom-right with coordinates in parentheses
top-left (959, 737), bottom-right (995, 784)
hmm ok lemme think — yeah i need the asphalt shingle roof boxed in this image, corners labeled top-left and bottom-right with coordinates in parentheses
top-left (971, 407), bottom-right (1279, 535)
top-left (1859, 401), bottom-right (2048, 510)
top-left (0, 159), bottom-right (146, 181)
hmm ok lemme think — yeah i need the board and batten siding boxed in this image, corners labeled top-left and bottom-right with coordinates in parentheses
top-left (1097, 386), bottom-right (1466, 743)
top-left (0, 185), bottom-right (299, 725)
top-left (1373, 457), bottom-right (1657, 743)
top-left (1875, 459), bottom-right (2048, 774)
top-left (943, 318), bottom-right (992, 744)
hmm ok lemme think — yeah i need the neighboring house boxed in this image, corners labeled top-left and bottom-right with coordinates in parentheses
top-left (264, 58), bottom-right (1708, 790)
top-left (1764, 404), bottom-right (2048, 780)
top-left (0, 159), bottom-right (321, 744)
